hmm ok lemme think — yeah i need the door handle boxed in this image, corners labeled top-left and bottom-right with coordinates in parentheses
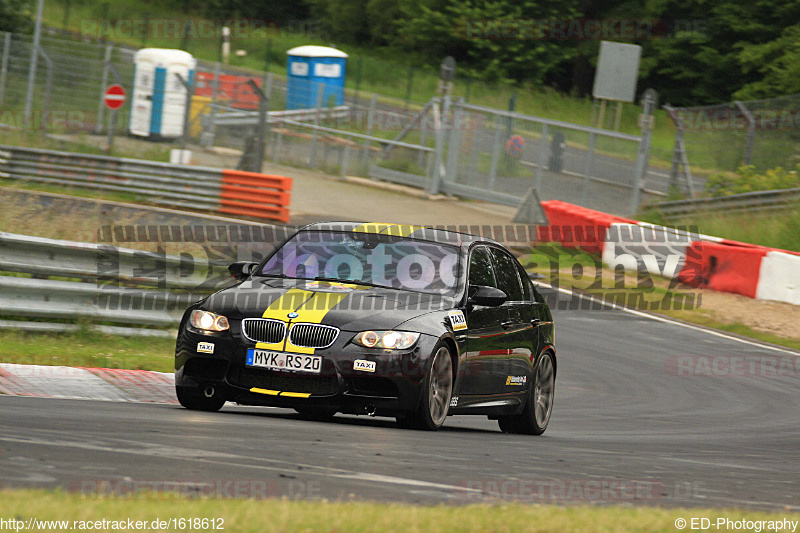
top-left (530, 318), bottom-right (541, 326)
top-left (501, 321), bottom-right (513, 330)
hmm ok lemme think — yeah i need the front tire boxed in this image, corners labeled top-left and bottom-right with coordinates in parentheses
top-left (397, 343), bottom-right (453, 431)
top-left (176, 386), bottom-right (225, 412)
top-left (498, 351), bottom-right (555, 435)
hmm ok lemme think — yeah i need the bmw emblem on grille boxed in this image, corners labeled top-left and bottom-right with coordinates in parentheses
top-left (287, 312), bottom-right (299, 319)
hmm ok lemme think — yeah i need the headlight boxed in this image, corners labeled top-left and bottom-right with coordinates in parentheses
top-left (353, 330), bottom-right (420, 349)
top-left (190, 309), bottom-right (230, 332)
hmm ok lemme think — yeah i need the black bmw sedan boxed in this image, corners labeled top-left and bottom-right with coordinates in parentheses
top-left (175, 222), bottom-right (556, 434)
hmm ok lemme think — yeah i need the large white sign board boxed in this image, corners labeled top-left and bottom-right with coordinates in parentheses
top-left (592, 41), bottom-right (641, 102)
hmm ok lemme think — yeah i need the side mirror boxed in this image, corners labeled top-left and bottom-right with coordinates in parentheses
top-left (468, 285), bottom-right (507, 307)
top-left (228, 261), bottom-right (257, 281)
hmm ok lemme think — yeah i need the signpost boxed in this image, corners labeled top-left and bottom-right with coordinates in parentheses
top-left (103, 84), bottom-right (126, 151)
top-left (592, 41), bottom-right (641, 130)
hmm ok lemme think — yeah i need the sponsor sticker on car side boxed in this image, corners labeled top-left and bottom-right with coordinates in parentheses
top-left (506, 375), bottom-right (527, 386)
top-left (448, 310), bottom-right (467, 331)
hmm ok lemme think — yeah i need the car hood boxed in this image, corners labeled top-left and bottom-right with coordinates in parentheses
top-left (204, 277), bottom-right (457, 331)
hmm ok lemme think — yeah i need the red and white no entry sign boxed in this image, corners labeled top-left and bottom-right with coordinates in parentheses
top-left (103, 84), bottom-right (126, 110)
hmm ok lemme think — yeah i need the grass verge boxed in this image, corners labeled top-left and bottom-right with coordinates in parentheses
top-left (1, 489), bottom-right (798, 532)
top-left (0, 331), bottom-right (175, 373)
top-left (638, 207), bottom-right (800, 253)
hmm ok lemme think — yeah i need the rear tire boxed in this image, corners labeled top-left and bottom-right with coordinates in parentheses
top-left (176, 386), bottom-right (225, 412)
top-left (397, 343), bottom-right (453, 431)
top-left (497, 351), bottom-right (555, 435)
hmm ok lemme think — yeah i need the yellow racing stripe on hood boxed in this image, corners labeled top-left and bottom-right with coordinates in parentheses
top-left (255, 288), bottom-right (349, 354)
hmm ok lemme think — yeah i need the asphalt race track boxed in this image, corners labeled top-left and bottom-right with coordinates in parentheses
top-left (0, 287), bottom-right (798, 510)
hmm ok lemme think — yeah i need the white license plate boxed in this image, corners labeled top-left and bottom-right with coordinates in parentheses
top-left (246, 349), bottom-right (322, 374)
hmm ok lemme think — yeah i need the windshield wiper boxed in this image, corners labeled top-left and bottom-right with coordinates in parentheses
top-left (312, 276), bottom-right (382, 288)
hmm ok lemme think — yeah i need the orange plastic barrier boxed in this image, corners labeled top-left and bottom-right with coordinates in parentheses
top-left (537, 200), bottom-right (636, 255)
top-left (677, 241), bottom-right (767, 298)
top-left (220, 170), bottom-right (293, 223)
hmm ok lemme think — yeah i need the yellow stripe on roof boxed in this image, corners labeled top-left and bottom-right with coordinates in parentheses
top-left (352, 223), bottom-right (424, 237)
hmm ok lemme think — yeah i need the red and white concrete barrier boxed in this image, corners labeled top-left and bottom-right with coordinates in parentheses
top-left (537, 200), bottom-right (800, 306)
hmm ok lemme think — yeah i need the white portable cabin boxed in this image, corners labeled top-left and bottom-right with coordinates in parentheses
top-left (129, 48), bottom-right (195, 139)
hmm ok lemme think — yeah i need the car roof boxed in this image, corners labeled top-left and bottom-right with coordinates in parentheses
top-left (298, 221), bottom-right (503, 248)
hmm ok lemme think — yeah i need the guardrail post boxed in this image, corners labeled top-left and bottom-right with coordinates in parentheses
top-left (487, 115), bottom-right (503, 191)
top-left (310, 82), bottom-right (324, 169)
top-left (0, 32), bottom-right (11, 106)
top-left (361, 93), bottom-right (377, 175)
top-left (38, 47), bottom-right (53, 133)
top-left (581, 132), bottom-right (596, 205)
top-left (628, 88), bottom-right (657, 216)
top-left (24, 0), bottom-right (45, 124)
top-left (427, 94), bottom-right (449, 194)
top-left (201, 61), bottom-right (221, 147)
top-left (535, 123), bottom-right (549, 191)
top-left (735, 101), bottom-right (756, 166)
top-left (95, 44), bottom-right (113, 134)
top-left (445, 98), bottom-right (464, 188)
top-left (340, 141), bottom-right (351, 180)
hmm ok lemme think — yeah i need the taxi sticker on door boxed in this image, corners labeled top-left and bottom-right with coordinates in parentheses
top-left (448, 310), bottom-right (467, 331)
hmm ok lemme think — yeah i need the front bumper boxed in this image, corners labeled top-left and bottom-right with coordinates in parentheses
top-left (175, 326), bottom-right (438, 416)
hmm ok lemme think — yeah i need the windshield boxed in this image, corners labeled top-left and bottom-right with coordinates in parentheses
top-left (258, 230), bottom-right (462, 296)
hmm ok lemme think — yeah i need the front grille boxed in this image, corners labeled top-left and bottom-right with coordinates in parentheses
top-left (234, 368), bottom-right (340, 396)
top-left (242, 318), bottom-right (286, 344)
top-left (289, 323), bottom-right (339, 348)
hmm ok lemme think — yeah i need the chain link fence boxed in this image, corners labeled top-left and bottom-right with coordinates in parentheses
top-left (665, 94), bottom-right (800, 195)
top-left (2, 29), bottom-right (666, 216)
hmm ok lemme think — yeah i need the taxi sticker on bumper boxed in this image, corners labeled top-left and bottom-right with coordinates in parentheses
top-left (197, 342), bottom-right (215, 354)
top-left (353, 359), bottom-right (376, 372)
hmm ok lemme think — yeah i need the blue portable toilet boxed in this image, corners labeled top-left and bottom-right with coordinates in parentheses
top-left (286, 45), bottom-right (348, 110)
top-left (130, 48), bottom-right (195, 139)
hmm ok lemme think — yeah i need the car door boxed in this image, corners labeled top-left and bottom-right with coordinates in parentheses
top-left (458, 246), bottom-right (512, 397)
top-left (488, 247), bottom-right (534, 392)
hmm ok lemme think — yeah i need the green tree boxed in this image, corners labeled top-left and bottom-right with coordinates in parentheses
top-left (396, 0), bottom-right (579, 84)
top-left (0, 0), bottom-right (32, 33)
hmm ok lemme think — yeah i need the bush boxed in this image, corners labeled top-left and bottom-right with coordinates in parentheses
top-left (705, 165), bottom-right (800, 197)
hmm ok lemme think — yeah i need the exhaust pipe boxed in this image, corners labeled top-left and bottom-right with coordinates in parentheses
top-left (365, 403), bottom-right (376, 417)
top-left (203, 385), bottom-right (216, 398)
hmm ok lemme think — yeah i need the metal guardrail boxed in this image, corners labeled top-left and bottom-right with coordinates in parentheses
top-left (0, 144), bottom-right (224, 211)
top-left (0, 144), bottom-right (294, 222)
top-left (208, 106), bottom-right (350, 128)
top-left (0, 231), bottom-right (236, 337)
top-left (645, 188), bottom-right (800, 219)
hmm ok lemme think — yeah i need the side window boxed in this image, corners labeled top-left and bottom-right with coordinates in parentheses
top-left (468, 246), bottom-right (496, 290)
top-left (489, 248), bottom-right (524, 301)
top-left (515, 261), bottom-right (532, 301)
